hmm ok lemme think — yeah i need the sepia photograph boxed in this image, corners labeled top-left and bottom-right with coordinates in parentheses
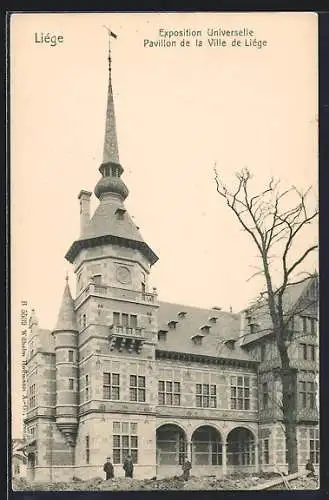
top-left (10, 12), bottom-right (319, 491)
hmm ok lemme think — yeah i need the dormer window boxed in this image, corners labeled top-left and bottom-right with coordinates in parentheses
top-left (115, 208), bottom-right (126, 220)
top-left (209, 316), bottom-right (217, 324)
top-left (224, 338), bottom-right (236, 349)
top-left (178, 311), bottom-right (187, 319)
top-left (158, 330), bottom-right (168, 341)
top-left (191, 333), bottom-right (204, 345)
top-left (200, 325), bottom-right (210, 333)
top-left (168, 320), bottom-right (178, 329)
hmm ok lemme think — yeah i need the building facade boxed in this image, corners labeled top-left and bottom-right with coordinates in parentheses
top-left (22, 39), bottom-right (319, 482)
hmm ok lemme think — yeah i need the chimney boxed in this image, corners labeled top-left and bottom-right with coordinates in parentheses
top-left (78, 190), bottom-right (92, 236)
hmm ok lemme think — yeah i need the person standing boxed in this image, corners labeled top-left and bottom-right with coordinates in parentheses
top-left (182, 459), bottom-right (192, 481)
top-left (305, 459), bottom-right (315, 477)
top-left (103, 456), bottom-right (114, 480)
top-left (123, 454), bottom-right (134, 478)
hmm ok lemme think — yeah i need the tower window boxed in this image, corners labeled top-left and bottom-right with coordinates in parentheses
top-left (130, 375), bottom-right (146, 402)
top-left (69, 378), bottom-right (74, 390)
top-left (85, 374), bottom-right (90, 401)
top-left (104, 166), bottom-right (110, 177)
top-left (28, 384), bottom-right (37, 409)
top-left (68, 350), bottom-right (74, 362)
top-left (103, 373), bottom-right (120, 400)
top-left (86, 436), bottom-right (90, 464)
top-left (82, 314), bottom-right (87, 328)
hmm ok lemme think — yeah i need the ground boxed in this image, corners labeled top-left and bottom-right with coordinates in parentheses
top-left (12, 472), bottom-right (319, 491)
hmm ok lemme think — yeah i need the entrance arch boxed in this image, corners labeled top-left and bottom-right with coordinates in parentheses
top-left (227, 427), bottom-right (256, 467)
top-left (27, 453), bottom-right (36, 481)
top-left (156, 424), bottom-right (187, 467)
top-left (191, 425), bottom-right (222, 466)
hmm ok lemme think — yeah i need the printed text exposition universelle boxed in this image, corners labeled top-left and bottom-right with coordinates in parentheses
top-left (144, 28), bottom-right (267, 49)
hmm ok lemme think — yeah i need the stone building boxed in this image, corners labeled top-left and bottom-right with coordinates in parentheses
top-left (22, 38), bottom-right (319, 482)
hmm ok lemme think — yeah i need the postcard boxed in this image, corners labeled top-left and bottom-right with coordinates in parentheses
top-left (10, 12), bottom-right (318, 491)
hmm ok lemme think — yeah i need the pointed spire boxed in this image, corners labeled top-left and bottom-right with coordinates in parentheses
top-left (53, 277), bottom-right (77, 332)
top-left (103, 28), bottom-right (120, 165)
top-left (94, 29), bottom-right (129, 201)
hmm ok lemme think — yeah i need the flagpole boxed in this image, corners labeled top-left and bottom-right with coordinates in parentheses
top-left (102, 25), bottom-right (117, 72)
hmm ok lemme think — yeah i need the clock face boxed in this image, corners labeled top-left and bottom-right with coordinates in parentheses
top-left (116, 266), bottom-right (131, 284)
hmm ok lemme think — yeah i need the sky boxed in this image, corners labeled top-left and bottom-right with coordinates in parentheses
top-left (10, 12), bottom-right (318, 437)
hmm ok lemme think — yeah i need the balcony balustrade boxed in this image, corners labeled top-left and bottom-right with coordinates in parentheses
top-left (75, 282), bottom-right (157, 308)
top-left (108, 324), bottom-right (145, 354)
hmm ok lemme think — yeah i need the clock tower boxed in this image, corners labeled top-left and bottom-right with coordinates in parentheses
top-left (64, 32), bottom-right (159, 476)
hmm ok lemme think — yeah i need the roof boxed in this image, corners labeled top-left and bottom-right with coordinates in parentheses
top-left (53, 280), bottom-right (78, 332)
top-left (65, 196), bottom-right (158, 265)
top-left (240, 277), bottom-right (318, 346)
top-left (157, 301), bottom-right (252, 363)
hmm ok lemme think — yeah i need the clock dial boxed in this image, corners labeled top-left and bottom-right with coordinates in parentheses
top-left (116, 266), bottom-right (131, 284)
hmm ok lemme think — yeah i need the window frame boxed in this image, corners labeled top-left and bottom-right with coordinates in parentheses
top-left (130, 375), bottom-right (146, 402)
top-left (158, 380), bottom-right (181, 406)
top-left (103, 372), bottom-right (120, 401)
top-left (112, 421), bottom-right (138, 464)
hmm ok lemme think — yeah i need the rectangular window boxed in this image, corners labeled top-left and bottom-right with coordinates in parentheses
top-left (103, 373), bottom-right (120, 400)
top-left (309, 428), bottom-right (320, 464)
top-left (263, 382), bottom-right (269, 409)
top-left (230, 376), bottom-right (250, 410)
top-left (112, 312), bottom-right (138, 329)
top-left (86, 435), bottom-right (90, 464)
top-left (158, 380), bottom-right (181, 406)
top-left (113, 312), bottom-right (120, 326)
top-left (113, 421), bottom-right (138, 464)
top-left (122, 313), bottom-right (129, 328)
top-left (82, 313), bottom-right (87, 328)
top-left (300, 343), bottom-right (316, 361)
top-left (130, 375), bottom-right (146, 402)
top-left (299, 381), bottom-right (316, 409)
top-left (263, 438), bottom-right (269, 465)
top-left (29, 384), bottom-right (36, 409)
top-left (310, 318), bottom-right (316, 335)
top-left (301, 317), bottom-right (318, 336)
top-left (69, 378), bottom-right (74, 390)
top-left (196, 384), bottom-right (217, 408)
top-left (85, 374), bottom-right (90, 401)
top-left (260, 343), bottom-right (266, 362)
top-left (68, 350), bottom-right (74, 362)
top-left (130, 315), bottom-right (138, 329)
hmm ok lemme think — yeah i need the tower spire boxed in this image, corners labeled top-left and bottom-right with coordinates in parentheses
top-left (94, 29), bottom-right (129, 201)
top-left (102, 27), bottom-right (119, 165)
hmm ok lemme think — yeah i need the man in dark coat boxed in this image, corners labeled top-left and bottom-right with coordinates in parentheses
top-left (123, 454), bottom-right (134, 478)
top-left (305, 459), bottom-right (315, 477)
top-left (103, 456), bottom-right (114, 480)
top-left (182, 459), bottom-right (192, 481)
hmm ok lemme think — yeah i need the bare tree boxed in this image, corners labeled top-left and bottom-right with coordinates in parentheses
top-left (214, 167), bottom-right (318, 474)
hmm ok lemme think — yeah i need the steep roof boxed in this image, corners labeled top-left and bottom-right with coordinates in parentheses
top-left (157, 301), bottom-right (252, 362)
top-left (240, 277), bottom-right (318, 346)
top-left (53, 280), bottom-right (78, 332)
top-left (83, 197), bottom-right (146, 243)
